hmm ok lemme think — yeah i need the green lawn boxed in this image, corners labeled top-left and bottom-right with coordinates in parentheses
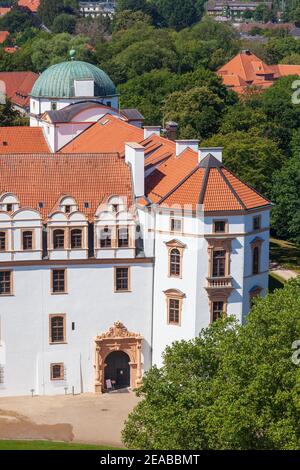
top-left (0, 440), bottom-right (119, 450)
top-left (270, 238), bottom-right (300, 274)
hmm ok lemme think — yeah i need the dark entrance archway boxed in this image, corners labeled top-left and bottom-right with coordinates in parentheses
top-left (104, 351), bottom-right (130, 390)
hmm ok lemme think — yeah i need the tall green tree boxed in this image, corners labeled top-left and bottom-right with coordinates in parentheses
top-left (150, 0), bottom-right (205, 30)
top-left (0, 100), bottom-right (28, 126)
top-left (123, 279), bottom-right (300, 450)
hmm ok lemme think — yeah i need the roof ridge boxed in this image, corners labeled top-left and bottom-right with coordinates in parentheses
top-left (217, 166), bottom-right (246, 210)
top-left (158, 164), bottom-right (201, 205)
top-left (222, 166), bottom-right (272, 205)
top-left (198, 164), bottom-right (210, 205)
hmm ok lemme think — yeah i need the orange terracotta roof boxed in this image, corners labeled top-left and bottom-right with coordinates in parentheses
top-left (0, 7), bottom-right (11, 17)
top-left (218, 50), bottom-right (300, 94)
top-left (18, 0), bottom-right (40, 12)
top-left (158, 154), bottom-right (270, 212)
top-left (4, 46), bottom-right (17, 54)
top-left (0, 31), bottom-right (9, 44)
top-left (0, 153), bottom-right (132, 220)
top-left (61, 114), bottom-right (144, 154)
top-left (61, 114), bottom-right (270, 211)
top-left (0, 127), bottom-right (49, 154)
top-left (0, 71), bottom-right (38, 108)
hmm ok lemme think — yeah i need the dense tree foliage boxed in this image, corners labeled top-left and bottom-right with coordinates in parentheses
top-left (38, 0), bottom-right (77, 28)
top-left (0, 100), bottom-right (28, 126)
top-left (52, 13), bottom-right (76, 34)
top-left (0, 7), bottom-right (37, 33)
top-left (122, 279), bottom-right (300, 450)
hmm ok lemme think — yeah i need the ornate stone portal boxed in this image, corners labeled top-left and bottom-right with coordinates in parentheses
top-left (94, 321), bottom-right (143, 393)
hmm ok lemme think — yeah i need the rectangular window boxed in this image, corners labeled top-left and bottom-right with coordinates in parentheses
top-left (117, 227), bottom-right (129, 248)
top-left (170, 218), bottom-right (182, 233)
top-left (50, 315), bottom-right (66, 343)
top-left (52, 269), bottom-right (66, 294)
top-left (50, 363), bottom-right (64, 380)
top-left (53, 230), bottom-right (65, 249)
top-left (212, 250), bottom-right (226, 277)
top-left (213, 220), bottom-right (226, 233)
top-left (115, 267), bottom-right (130, 291)
top-left (70, 229), bottom-right (82, 249)
top-left (100, 226), bottom-right (112, 248)
top-left (0, 232), bottom-right (6, 251)
top-left (168, 299), bottom-right (180, 325)
top-left (22, 230), bottom-right (33, 250)
top-left (252, 246), bottom-right (260, 275)
top-left (253, 216), bottom-right (261, 231)
top-left (212, 301), bottom-right (225, 322)
top-left (0, 271), bottom-right (12, 295)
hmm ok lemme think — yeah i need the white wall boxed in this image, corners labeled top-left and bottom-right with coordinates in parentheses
top-left (0, 262), bottom-right (153, 397)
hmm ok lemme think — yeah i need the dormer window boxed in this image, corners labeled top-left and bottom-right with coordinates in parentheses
top-left (118, 227), bottom-right (129, 248)
top-left (0, 193), bottom-right (19, 213)
top-left (51, 101), bottom-right (57, 111)
top-left (112, 204), bottom-right (118, 213)
top-left (70, 229), bottom-right (82, 249)
top-left (65, 205), bottom-right (71, 214)
top-left (6, 204), bottom-right (13, 213)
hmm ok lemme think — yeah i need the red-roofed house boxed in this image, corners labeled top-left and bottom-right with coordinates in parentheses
top-left (0, 7), bottom-right (11, 17)
top-left (0, 71), bottom-right (38, 113)
top-left (0, 57), bottom-right (271, 397)
top-left (18, 0), bottom-right (40, 13)
top-left (0, 30), bottom-right (9, 44)
top-left (218, 49), bottom-right (300, 94)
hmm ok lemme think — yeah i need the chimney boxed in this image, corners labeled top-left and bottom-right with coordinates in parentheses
top-left (143, 126), bottom-right (161, 139)
top-left (165, 121), bottom-right (178, 141)
top-left (176, 140), bottom-right (199, 156)
top-left (125, 142), bottom-right (145, 198)
top-left (198, 147), bottom-right (223, 163)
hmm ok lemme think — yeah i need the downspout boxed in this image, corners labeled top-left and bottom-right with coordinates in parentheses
top-left (150, 204), bottom-right (157, 367)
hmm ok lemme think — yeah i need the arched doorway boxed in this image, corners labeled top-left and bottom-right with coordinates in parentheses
top-left (104, 351), bottom-right (130, 389)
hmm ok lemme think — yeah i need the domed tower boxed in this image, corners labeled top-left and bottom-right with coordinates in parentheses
top-left (30, 56), bottom-right (118, 126)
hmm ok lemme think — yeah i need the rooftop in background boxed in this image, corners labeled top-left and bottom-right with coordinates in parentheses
top-left (0, 152), bottom-right (132, 221)
top-left (0, 31), bottom-right (9, 44)
top-left (217, 50), bottom-right (300, 94)
top-left (0, 71), bottom-right (39, 110)
top-left (0, 7), bottom-right (11, 17)
top-left (18, 0), bottom-right (40, 13)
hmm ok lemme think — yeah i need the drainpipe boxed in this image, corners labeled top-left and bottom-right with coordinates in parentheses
top-left (150, 205), bottom-right (157, 367)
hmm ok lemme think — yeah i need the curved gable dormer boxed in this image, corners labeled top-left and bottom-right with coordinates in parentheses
top-left (0, 192), bottom-right (20, 213)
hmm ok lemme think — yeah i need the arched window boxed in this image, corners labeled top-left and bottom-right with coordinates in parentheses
top-left (22, 230), bottom-right (33, 250)
top-left (169, 248), bottom-right (181, 277)
top-left (0, 232), bottom-right (6, 251)
top-left (252, 246), bottom-right (260, 275)
top-left (50, 315), bottom-right (65, 343)
top-left (100, 226), bottom-right (112, 248)
top-left (70, 229), bottom-right (82, 249)
top-left (53, 229), bottom-right (65, 249)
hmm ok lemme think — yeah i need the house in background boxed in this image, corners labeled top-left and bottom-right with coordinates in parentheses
top-left (18, 0), bottom-right (40, 13)
top-left (217, 49), bottom-right (300, 94)
top-left (0, 71), bottom-right (39, 113)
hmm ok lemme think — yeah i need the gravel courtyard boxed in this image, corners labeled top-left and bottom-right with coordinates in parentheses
top-left (0, 390), bottom-right (139, 447)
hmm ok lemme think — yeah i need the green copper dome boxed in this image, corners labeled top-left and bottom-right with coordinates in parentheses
top-left (31, 60), bottom-right (116, 99)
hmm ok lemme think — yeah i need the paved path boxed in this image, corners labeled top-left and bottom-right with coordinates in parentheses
top-left (271, 269), bottom-right (298, 282)
top-left (0, 391), bottom-right (139, 447)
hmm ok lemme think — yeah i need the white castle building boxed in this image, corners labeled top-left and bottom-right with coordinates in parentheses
top-left (0, 59), bottom-right (271, 396)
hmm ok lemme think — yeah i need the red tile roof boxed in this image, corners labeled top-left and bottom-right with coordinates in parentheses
top-left (0, 71), bottom-right (38, 108)
top-left (159, 155), bottom-right (270, 212)
top-left (4, 46), bottom-right (17, 54)
top-left (0, 127), bottom-right (49, 154)
top-left (0, 153), bottom-right (133, 220)
top-left (61, 114), bottom-right (144, 153)
top-left (18, 0), bottom-right (40, 12)
top-left (217, 50), bottom-right (300, 94)
top-left (0, 31), bottom-right (9, 44)
top-left (61, 114), bottom-right (270, 212)
top-left (0, 7), bottom-right (11, 17)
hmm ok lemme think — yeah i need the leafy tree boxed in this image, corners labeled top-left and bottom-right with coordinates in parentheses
top-left (202, 131), bottom-right (283, 195)
top-left (116, 0), bottom-right (148, 12)
top-left (52, 13), bottom-right (76, 34)
top-left (150, 0), bottom-right (205, 30)
top-left (113, 10), bottom-right (152, 32)
top-left (253, 3), bottom-right (273, 22)
top-left (220, 104), bottom-right (267, 134)
top-left (264, 36), bottom-right (300, 64)
top-left (0, 99), bottom-right (28, 126)
top-left (0, 6), bottom-right (36, 33)
top-left (292, 6), bottom-right (300, 27)
top-left (38, 0), bottom-right (77, 27)
top-left (163, 86), bottom-right (226, 140)
top-left (123, 279), bottom-right (300, 450)
top-left (31, 33), bottom-right (93, 71)
top-left (271, 152), bottom-right (300, 244)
